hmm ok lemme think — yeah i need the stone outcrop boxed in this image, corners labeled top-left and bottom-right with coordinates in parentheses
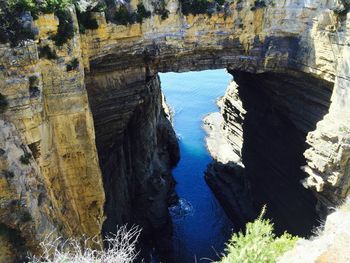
top-left (0, 0), bottom-right (350, 260)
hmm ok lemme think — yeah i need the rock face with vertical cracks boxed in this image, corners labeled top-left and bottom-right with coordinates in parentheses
top-left (85, 69), bottom-right (179, 259)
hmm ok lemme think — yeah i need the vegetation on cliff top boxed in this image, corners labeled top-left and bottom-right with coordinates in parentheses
top-left (0, 0), bottom-right (157, 45)
top-left (0, 0), bottom-right (75, 46)
top-left (250, 0), bottom-right (275, 11)
top-left (0, 0), bottom-right (35, 45)
top-left (0, 0), bottom-right (103, 45)
top-left (113, 3), bottom-right (151, 25)
top-left (219, 207), bottom-right (298, 263)
top-left (8, 0), bottom-right (73, 15)
top-left (180, 0), bottom-right (228, 16)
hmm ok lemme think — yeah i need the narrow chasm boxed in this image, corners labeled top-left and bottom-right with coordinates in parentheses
top-left (85, 65), bottom-right (333, 262)
top-left (206, 70), bottom-right (333, 236)
top-left (160, 70), bottom-right (234, 262)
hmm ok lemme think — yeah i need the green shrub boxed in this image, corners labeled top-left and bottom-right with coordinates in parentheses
top-left (52, 10), bottom-right (74, 46)
top-left (114, 5), bottom-right (133, 25)
top-left (92, 2), bottom-right (107, 13)
top-left (153, 1), bottom-right (169, 20)
top-left (339, 125), bottom-right (350, 132)
top-left (0, 93), bottom-right (9, 113)
top-left (29, 75), bottom-right (38, 86)
top-left (114, 3), bottom-right (152, 25)
top-left (3, 0), bottom-right (74, 46)
top-left (1, 0), bottom-right (76, 46)
top-left (40, 0), bottom-right (73, 14)
top-left (28, 75), bottom-right (41, 97)
top-left (29, 86), bottom-right (40, 98)
top-left (0, 1), bottom-right (36, 46)
top-left (66, 57), bottom-right (79, 71)
top-left (8, 0), bottom-right (73, 15)
top-left (251, 0), bottom-right (267, 10)
top-left (219, 206), bottom-right (298, 263)
top-left (180, 0), bottom-right (227, 16)
top-left (160, 10), bottom-right (169, 20)
top-left (135, 3), bottom-right (151, 23)
top-left (19, 152), bottom-right (32, 165)
top-left (77, 9), bottom-right (99, 33)
top-left (216, 0), bottom-right (226, 5)
top-left (251, 0), bottom-right (274, 11)
top-left (38, 45), bottom-right (58, 59)
top-left (8, 0), bottom-right (36, 13)
top-left (180, 0), bottom-right (210, 15)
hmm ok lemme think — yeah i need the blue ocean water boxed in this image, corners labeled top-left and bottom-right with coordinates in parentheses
top-left (160, 69), bottom-right (234, 262)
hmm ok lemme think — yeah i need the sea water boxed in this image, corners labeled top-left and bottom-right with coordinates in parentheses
top-left (160, 69), bottom-right (234, 262)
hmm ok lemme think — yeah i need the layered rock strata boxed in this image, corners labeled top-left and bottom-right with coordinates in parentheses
top-left (206, 70), bottom-right (333, 235)
top-left (0, 11), bottom-right (105, 260)
top-left (0, 0), bottom-right (349, 260)
top-left (79, 0), bottom-right (350, 212)
top-left (85, 70), bottom-right (179, 260)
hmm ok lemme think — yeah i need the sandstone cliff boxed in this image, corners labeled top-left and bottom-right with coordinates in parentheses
top-left (0, 0), bottom-right (349, 261)
top-left (0, 10), bottom-right (105, 260)
top-left (78, 0), bottom-right (350, 213)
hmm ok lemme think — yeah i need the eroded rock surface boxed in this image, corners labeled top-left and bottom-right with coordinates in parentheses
top-left (0, 11), bottom-right (105, 259)
top-left (0, 0), bottom-right (349, 260)
top-left (79, 0), bottom-right (350, 213)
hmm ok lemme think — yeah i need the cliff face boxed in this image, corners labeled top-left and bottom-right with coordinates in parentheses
top-left (205, 70), bottom-right (333, 235)
top-left (0, 0), bottom-right (349, 260)
top-left (0, 11), bottom-right (105, 259)
top-left (85, 69), bottom-right (179, 259)
top-left (79, 0), bottom-right (350, 211)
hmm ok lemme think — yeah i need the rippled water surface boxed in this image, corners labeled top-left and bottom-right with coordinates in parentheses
top-left (160, 70), bottom-right (234, 263)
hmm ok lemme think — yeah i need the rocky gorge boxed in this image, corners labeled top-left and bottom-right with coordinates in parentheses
top-left (0, 0), bottom-right (350, 262)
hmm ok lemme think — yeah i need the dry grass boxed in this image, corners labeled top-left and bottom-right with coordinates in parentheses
top-left (29, 225), bottom-right (141, 263)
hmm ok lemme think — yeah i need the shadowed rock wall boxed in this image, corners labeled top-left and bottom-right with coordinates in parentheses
top-left (85, 70), bottom-right (179, 260)
top-left (205, 70), bottom-right (333, 235)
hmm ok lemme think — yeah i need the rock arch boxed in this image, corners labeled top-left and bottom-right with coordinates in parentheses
top-left (0, 0), bottom-right (349, 260)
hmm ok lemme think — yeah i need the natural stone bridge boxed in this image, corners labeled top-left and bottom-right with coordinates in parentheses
top-left (0, 0), bottom-right (349, 260)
